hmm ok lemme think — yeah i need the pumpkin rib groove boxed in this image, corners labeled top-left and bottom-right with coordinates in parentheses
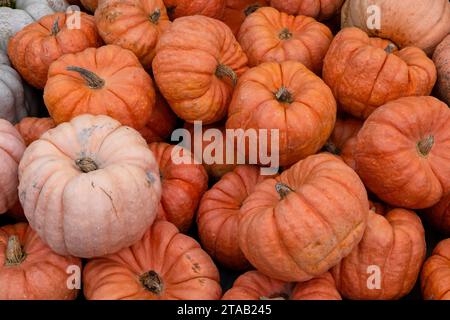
top-left (105, 88), bottom-right (137, 128)
top-left (366, 51), bottom-right (390, 107)
top-left (334, 45), bottom-right (364, 104)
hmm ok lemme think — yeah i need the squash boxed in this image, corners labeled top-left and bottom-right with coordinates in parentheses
top-left (323, 28), bottom-right (436, 119)
top-left (149, 142), bottom-right (208, 233)
top-left (163, 0), bottom-right (225, 20)
top-left (421, 239), bottom-right (450, 300)
top-left (425, 195), bottom-right (450, 235)
top-left (18, 114), bottom-right (162, 258)
top-left (15, 117), bottom-right (56, 146)
top-left (0, 222), bottom-right (81, 300)
top-left (226, 61), bottom-right (336, 167)
top-left (8, 12), bottom-right (102, 89)
top-left (270, 0), bottom-right (344, 21)
top-left (332, 208), bottom-right (426, 300)
top-left (433, 35), bottom-right (450, 105)
top-left (83, 220), bottom-right (222, 300)
top-left (238, 7), bottom-right (332, 73)
top-left (354, 96), bottom-right (450, 209)
top-left (239, 153), bottom-right (369, 282)
top-left (221, 0), bottom-right (268, 35)
top-left (153, 15), bottom-right (248, 124)
top-left (44, 45), bottom-right (155, 130)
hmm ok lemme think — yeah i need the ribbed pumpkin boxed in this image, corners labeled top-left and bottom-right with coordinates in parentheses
top-left (15, 117), bottom-right (56, 146)
top-left (421, 239), bottom-right (450, 300)
top-left (149, 142), bottom-right (208, 233)
top-left (332, 208), bottom-right (426, 300)
top-left (0, 223), bottom-right (81, 300)
top-left (433, 35), bottom-right (450, 105)
top-left (153, 15), bottom-right (248, 124)
top-left (18, 114), bottom-right (162, 258)
top-left (44, 45), bottom-right (155, 130)
top-left (270, 0), bottom-right (344, 20)
top-left (226, 61), bottom-right (336, 167)
top-left (239, 153), bottom-right (369, 282)
top-left (221, 0), bottom-right (268, 35)
top-left (164, 0), bottom-right (225, 20)
top-left (238, 7), bottom-right (332, 73)
top-left (425, 195), bottom-right (450, 235)
top-left (354, 96), bottom-right (450, 209)
top-left (323, 28), bottom-right (436, 119)
top-left (83, 220), bottom-right (222, 300)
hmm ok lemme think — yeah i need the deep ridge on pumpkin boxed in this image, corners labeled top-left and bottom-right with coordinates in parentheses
top-left (66, 66), bottom-right (105, 89)
top-left (140, 271), bottom-right (164, 295)
top-left (5, 235), bottom-right (26, 266)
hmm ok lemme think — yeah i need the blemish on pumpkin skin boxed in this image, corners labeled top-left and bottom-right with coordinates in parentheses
top-left (192, 262), bottom-right (201, 273)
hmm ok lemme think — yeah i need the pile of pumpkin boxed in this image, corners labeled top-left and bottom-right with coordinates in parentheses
top-left (0, 0), bottom-right (449, 300)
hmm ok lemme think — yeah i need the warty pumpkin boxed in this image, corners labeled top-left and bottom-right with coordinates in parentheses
top-left (421, 238), bottom-right (450, 300)
top-left (237, 7), bottom-right (333, 73)
top-left (163, 0), bottom-right (225, 20)
top-left (226, 61), bottom-right (336, 167)
top-left (323, 27), bottom-right (436, 119)
top-left (332, 208), bottom-right (426, 300)
top-left (354, 96), bottom-right (450, 209)
top-left (43, 45), bottom-right (155, 130)
top-left (425, 195), bottom-right (450, 235)
top-left (239, 153), bottom-right (369, 282)
top-left (153, 15), bottom-right (248, 124)
top-left (433, 35), bottom-right (450, 105)
top-left (18, 114), bottom-right (162, 258)
top-left (221, 0), bottom-right (268, 35)
top-left (7, 12), bottom-right (102, 89)
top-left (0, 222), bottom-right (81, 300)
top-left (149, 142), bottom-right (208, 233)
top-left (83, 220), bottom-right (222, 300)
top-left (270, 0), bottom-right (344, 21)
top-left (15, 117), bottom-right (56, 146)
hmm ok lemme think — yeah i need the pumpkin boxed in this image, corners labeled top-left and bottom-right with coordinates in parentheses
top-left (95, 0), bottom-right (171, 69)
top-left (354, 96), bottom-right (450, 209)
top-left (8, 12), bottom-right (102, 89)
top-left (332, 208), bottom-right (426, 300)
top-left (0, 222), bottom-right (81, 300)
top-left (18, 114), bottom-right (162, 258)
top-left (197, 165), bottom-right (269, 270)
top-left (239, 153), bottom-right (369, 282)
top-left (421, 239), bottom-right (450, 300)
top-left (0, 119), bottom-right (25, 214)
top-left (222, 271), bottom-right (341, 300)
top-left (237, 7), bottom-right (333, 73)
top-left (226, 61), bottom-right (336, 167)
top-left (221, 0), bottom-right (268, 35)
top-left (43, 45), bottom-right (155, 130)
top-left (323, 28), bottom-right (436, 119)
top-left (433, 35), bottom-right (450, 105)
top-left (83, 220), bottom-right (222, 300)
top-left (270, 0), bottom-right (344, 21)
top-left (80, 0), bottom-right (97, 12)
top-left (153, 15), bottom-right (248, 124)
top-left (425, 195), bottom-right (450, 235)
top-left (341, 0), bottom-right (450, 55)
top-left (164, 0), bottom-right (225, 20)
top-left (15, 117), bottom-right (56, 146)
top-left (149, 142), bottom-right (208, 233)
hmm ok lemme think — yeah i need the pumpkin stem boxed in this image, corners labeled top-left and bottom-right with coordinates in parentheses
top-left (417, 135), bottom-right (434, 157)
top-left (275, 182), bottom-right (293, 199)
top-left (5, 235), bottom-right (26, 266)
top-left (149, 8), bottom-right (161, 24)
top-left (244, 3), bottom-right (262, 16)
top-left (0, 0), bottom-right (15, 8)
top-left (215, 64), bottom-right (238, 86)
top-left (66, 66), bottom-right (105, 89)
top-left (275, 86), bottom-right (293, 104)
top-left (384, 43), bottom-right (397, 54)
top-left (140, 270), bottom-right (164, 295)
top-left (279, 28), bottom-right (293, 40)
top-left (324, 141), bottom-right (341, 155)
top-left (51, 17), bottom-right (60, 36)
top-left (75, 157), bottom-right (98, 173)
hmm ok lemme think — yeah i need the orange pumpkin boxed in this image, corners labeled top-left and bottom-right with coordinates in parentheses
top-left (332, 208), bottom-right (426, 300)
top-left (44, 45), bottom-right (155, 130)
top-left (323, 28), bottom-right (436, 119)
top-left (15, 117), bottom-right (56, 146)
top-left (221, 0), bottom-right (268, 35)
top-left (270, 0), bottom-right (344, 20)
top-left (149, 142), bottom-right (208, 233)
top-left (83, 220), bottom-right (222, 300)
top-left (164, 0), bottom-right (225, 20)
top-left (239, 153), bottom-right (369, 282)
top-left (238, 7), bottom-right (332, 73)
top-left (95, 0), bottom-right (171, 68)
top-left (354, 96), bottom-right (450, 209)
top-left (18, 115), bottom-right (162, 258)
top-left (7, 12), bottom-right (101, 89)
top-left (433, 35), bottom-right (450, 105)
top-left (153, 15), bottom-right (248, 124)
top-left (226, 61), bottom-right (336, 167)
top-left (0, 223), bottom-right (82, 300)
top-left (425, 195), bottom-right (450, 235)
top-left (421, 239), bottom-right (450, 300)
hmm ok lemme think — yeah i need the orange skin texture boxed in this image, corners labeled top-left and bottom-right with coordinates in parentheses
top-left (95, 0), bottom-right (171, 68)
top-left (221, 0), bottom-right (269, 35)
top-left (153, 16), bottom-right (248, 124)
top-left (7, 12), bottom-right (102, 89)
top-left (197, 165), bottom-right (270, 270)
top-left (332, 208), bottom-right (426, 300)
top-left (226, 61), bottom-right (336, 167)
top-left (421, 239), bottom-right (450, 300)
top-left (83, 220), bottom-right (222, 300)
top-left (15, 117), bottom-right (56, 146)
top-left (80, 0), bottom-right (98, 12)
top-left (18, 115), bottom-right (162, 258)
top-left (44, 45), bottom-right (155, 130)
top-left (354, 96), bottom-right (450, 209)
top-left (239, 153), bottom-right (369, 282)
top-left (433, 35), bottom-right (450, 105)
top-left (163, 0), bottom-right (226, 20)
top-left (270, 0), bottom-right (344, 20)
top-left (0, 119), bottom-right (25, 214)
top-left (0, 223), bottom-right (82, 300)
top-left (425, 194), bottom-right (450, 235)
top-left (323, 28), bottom-right (436, 119)
top-left (149, 142), bottom-right (208, 233)
top-left (238, 7), bottom-right (333, 73)
top-left (222, 270), bottom-right (341, 300)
